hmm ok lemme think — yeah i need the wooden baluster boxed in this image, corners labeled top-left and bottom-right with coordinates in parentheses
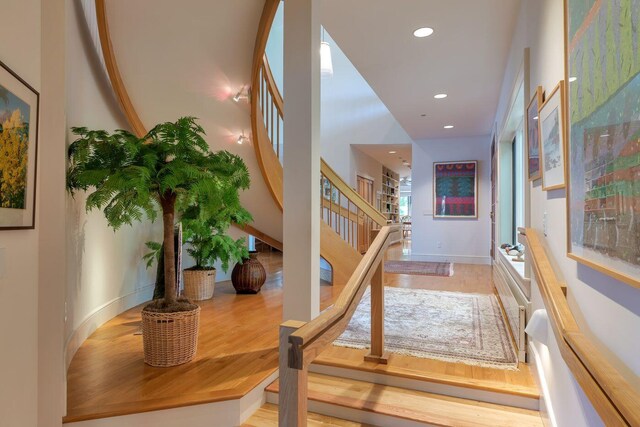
top-left (364, 261), bottom-right (388, 364)
top-left (337, 191), bottom-right (341, 237)
top-left (279, 320), bottom-right (308, 426)
top-left (347, 200), bottom-right (352, 247)
top-left (329, 183), bottom-right (333, 229)
top-left (270, 93), bottom-right (274, 148)
top-left (276, 113), bottom-right (280, 160)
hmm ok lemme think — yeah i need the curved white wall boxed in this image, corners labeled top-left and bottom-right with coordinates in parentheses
top-left (494, 1), bottom-right (640, 425)
top-left (64, 0), bottom-right (161, 366)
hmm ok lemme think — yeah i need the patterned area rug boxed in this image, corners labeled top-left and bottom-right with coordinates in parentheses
top-left (384, 260), bottom-right (453, 276)
top-left (334, 287), bottom-right (518, 370)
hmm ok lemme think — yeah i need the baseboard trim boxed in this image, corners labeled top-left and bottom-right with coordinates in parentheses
top-left (410, 253), bottom-right (491, 265)
top-left (528, 342), bottom-right (557, 427)
top-left (65, 284), bottom-right (155, 369)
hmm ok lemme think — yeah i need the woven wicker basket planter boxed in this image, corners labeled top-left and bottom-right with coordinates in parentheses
top-left (141, 306), bottom-right (201, 367)
top-left (183, 268), bottom-right (216, 301)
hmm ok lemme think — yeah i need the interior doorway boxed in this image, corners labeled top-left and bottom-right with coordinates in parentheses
top-left (357, 175), bottom-right (374, 253)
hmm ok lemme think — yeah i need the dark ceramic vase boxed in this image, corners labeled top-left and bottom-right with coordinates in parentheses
top-left (231, 252), bottom-right (267, 294)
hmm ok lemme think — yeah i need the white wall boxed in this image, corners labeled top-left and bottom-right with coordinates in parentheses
top-left (0, 1), bottom-right (41, 425)
top-left (494, 1), bottom-right (640, 425)
top-left (320, 31), bottom-right (414, 187)
top-left (411, 137), bottom-right (492, 265)
top-left (64, 0), bottom-right (161, 367)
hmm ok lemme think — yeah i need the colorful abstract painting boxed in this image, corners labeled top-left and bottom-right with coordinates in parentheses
top-left (0, 60), bottom-right (38, 229)
top-left (433, 161), bottom-right (478, 219)
top-left (566, 0), bottom-right (640, 286)
top-left (526, 88), bottom-right (543, 181)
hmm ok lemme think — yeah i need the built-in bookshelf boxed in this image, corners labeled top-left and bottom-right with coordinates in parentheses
top-left (380, 166), bottom-right (400, 223)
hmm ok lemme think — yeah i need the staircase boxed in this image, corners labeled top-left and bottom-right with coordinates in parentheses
top-left (244, 370), bottom-right (543, 427)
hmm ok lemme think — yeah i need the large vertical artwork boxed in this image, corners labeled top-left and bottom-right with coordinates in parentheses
top-left (539, 82), bottom-right (567, 190)
top-left (433, 161), bottom-right (478, 219)
top-left (0, 60), bottom-right (39, 229)
top-left (566, 0), bottom-right (640, 287)
top-left (526, 87), bottom-right (544, 181)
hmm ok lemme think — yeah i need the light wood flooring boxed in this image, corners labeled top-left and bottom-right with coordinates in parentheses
top-left (243, 403), bottom-right (373, 427)
top-left (65, 241), bottom-right (538, 423)
top-left (263, 373), bottom-right (543, 427)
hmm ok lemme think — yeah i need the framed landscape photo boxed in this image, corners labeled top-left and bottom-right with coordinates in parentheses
top-left (539, 81), bottom-right (566, 191)
top-left (526, 86), bottom-right (544, 181)
top-left (0, 59), bottom-right (39, 230)
top-left (433, 161), bottom-right (478, 219)
top-left (565, 0), bottom-right (640, 288)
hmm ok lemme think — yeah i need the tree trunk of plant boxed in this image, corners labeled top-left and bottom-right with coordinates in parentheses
top-left (160, 191), bottom-right (177, 305)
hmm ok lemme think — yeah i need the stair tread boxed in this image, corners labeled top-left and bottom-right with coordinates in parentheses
top-left (267, 373), bottom-right (544, 427)
top-left (243, 403), bottom-right (372, 426)
top-left (313, 355), bottom-right (540, 399)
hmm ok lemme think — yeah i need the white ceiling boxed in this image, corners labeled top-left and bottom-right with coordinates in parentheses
top-left (321, 0), bottom-right (520, 141)
top-left (354, 144), bottom-right (412, 179)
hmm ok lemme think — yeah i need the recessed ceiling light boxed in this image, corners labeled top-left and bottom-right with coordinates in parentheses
top-left (444, 125), bottom-right (454, 129)
top-left (388, 150), bottom-right (397, 154)
top-left (413, 27), bottom-right (434, 38)
top-left (569, 76), bottom-right (577, 82)
top-left (533, 116), bottom-right (539, 120)
top-left (434, 93), bottom-right (448, 99)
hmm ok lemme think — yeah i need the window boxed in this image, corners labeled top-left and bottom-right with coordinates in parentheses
top-left (399, 193), bottom-right (411, 217)
top-left (512, 129), bottom-right (525, 242)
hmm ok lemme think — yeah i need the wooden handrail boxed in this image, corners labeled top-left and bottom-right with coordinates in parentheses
top-left (321, 159), bottom-right (387, 227)
top-left (288, 225), bottom-right (401, 369)
top-left (522, 228), bottom-right (640, 427)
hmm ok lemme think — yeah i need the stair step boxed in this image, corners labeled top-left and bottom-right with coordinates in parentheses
top-left (243, 403), bottom-right (372, 426)
top-left (266, 373), bottom-right (544, 427)
top-left (309, 362), bottom-right (539, 410)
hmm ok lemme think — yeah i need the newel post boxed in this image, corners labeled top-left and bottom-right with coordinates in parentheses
top-left (279, 321), bottom-right (308, 426)
top-left (364, 262), bottom-right (389, 364)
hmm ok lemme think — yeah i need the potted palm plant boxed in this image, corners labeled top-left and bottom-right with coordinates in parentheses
top-left (180, 201), bottom-right (252, 300)
top-left (67, 117), bottom-right (250, 367)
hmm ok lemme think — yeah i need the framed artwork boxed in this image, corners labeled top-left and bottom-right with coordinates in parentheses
top-left (433, 161), bottom-right (478, 219)
top-left (539, 81), bottom-right (567, 191)
top-left (526, 86), bottom-right (544, 181)
top-left (0, 59), bottom-right (39, 230)
top-left (565, 0), bottom-right (640, 288)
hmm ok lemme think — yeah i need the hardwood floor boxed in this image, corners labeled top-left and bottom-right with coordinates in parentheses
top-left (65, 241), bottom-right (538, 422)
top-left (266, 373), bottom-right (543, 427)
top-left (316, 239), bottom-right (539, 398)
top-left (243, 403), bottom-right (373, 427)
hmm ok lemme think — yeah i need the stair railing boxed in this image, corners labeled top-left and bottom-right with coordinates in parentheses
top-left (521, 228), bottom-right (640, 427)
top-left (258, 55), bottom-right (284, 161)
top-left (278, 224), bottom-right (401, 426)
top-left (321, 159), bottom-right (387, 253)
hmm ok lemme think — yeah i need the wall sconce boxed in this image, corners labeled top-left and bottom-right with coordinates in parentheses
top-left (525, 309), bottom-right (549, 346)
top-left (237, 131), bottom-right (249, 145)
top-left (233, 86), bottom-right (249, 102)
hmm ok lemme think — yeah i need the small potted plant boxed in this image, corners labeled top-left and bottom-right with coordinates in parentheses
top-left (67, 117), bottom-right (250, 367)
top-left (181, 204), bottom-right (252, 300)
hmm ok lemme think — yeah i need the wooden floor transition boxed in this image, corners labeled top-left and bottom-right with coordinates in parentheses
top-left (65, 241), bottom-right (538, 423)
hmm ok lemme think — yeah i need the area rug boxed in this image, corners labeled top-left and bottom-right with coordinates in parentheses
top-left (384, 260), bottom-right (453, 277)
top-left (334, 287), bottom-right (518, 370)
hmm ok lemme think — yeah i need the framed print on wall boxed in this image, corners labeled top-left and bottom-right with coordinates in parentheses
top-left (565, 0), bottom-right (640, 288)
top-left (433, 161), bottom-right (478, 219)
top-left (526, 86), bottom-right (544, 181)
top-left (539, 81), bottom-right (566, 191)
top-left (0, 59), bottom-right (39, 230)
